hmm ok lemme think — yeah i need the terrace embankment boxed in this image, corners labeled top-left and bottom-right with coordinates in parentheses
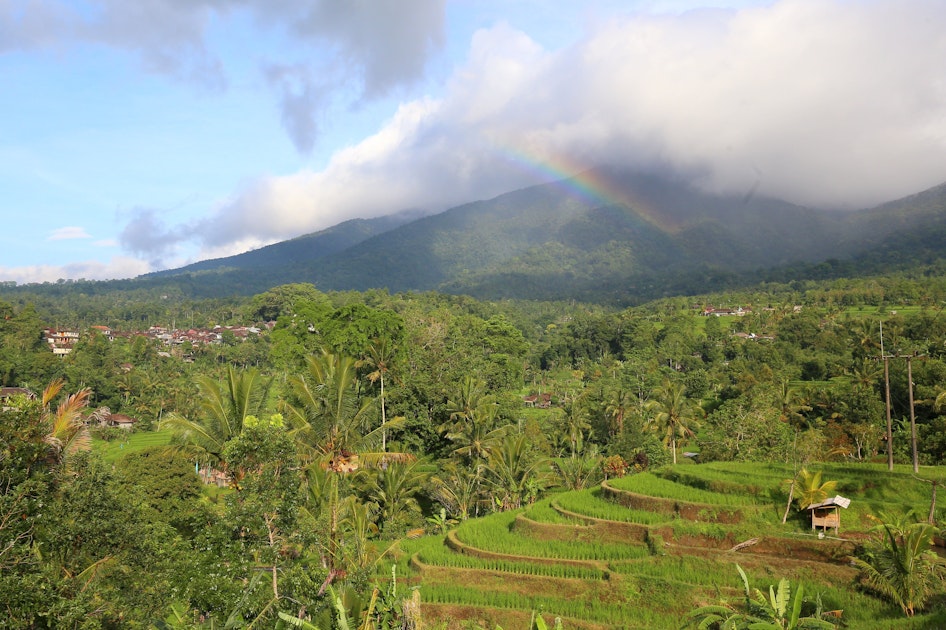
top-left (512, 512), bottom-right (649, 544)
top-left (601, 479), bottom-right (745, 523)
top-left (444, 529), bottom-right (607, 571)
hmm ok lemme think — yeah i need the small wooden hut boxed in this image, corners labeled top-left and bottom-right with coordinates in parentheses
top-left (806, 495), bottom-right (851, 534)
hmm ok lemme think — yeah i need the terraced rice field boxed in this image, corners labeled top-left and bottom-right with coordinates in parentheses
top-left (393, 462), bottom-right (946, 629)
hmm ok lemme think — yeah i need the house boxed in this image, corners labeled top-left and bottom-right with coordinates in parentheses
top-left (90, 325), bottom-right (113, 339)
top-left (107, 413), bottom-right (138, 430)
top-left (44, 329), bottom-right (80, 356)
top-left (1, 387), bottom-right (36, 410)
top-left (806, 495), bottom-right (851, 535)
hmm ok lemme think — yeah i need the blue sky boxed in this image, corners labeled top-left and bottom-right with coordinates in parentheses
top-left (2, 0), bottom-right (945, 284)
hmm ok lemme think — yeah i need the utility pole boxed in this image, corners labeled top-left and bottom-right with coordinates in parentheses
top-left (884, 354), bottom-right (893, 471)
top-left (881, 321), bottom-right (894, 471)
top-left (879, 319), bottom-right (923, 473)
top-left (908, 355), bottom-right (918, 473)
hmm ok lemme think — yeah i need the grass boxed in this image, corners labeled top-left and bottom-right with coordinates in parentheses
top-left (92, 428), bottom-right (175, 463)
top-left (553, 488), bottom-right (669, 525)
top-left (608, 471), bottom-right (762, 507)
top-left (453, 511), bottom-right (650, 562)
top-left (414, 539), bottom-right (607, 580)
top-left (400, 461), bottom-right (946, 629)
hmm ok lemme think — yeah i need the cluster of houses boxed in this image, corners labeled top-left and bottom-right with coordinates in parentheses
top-left (42, 323), bottom-right (269, 357)
top-left (0, 386), bottom-right (138, 430)
top-left (700, 305), bottom-right (752, 317)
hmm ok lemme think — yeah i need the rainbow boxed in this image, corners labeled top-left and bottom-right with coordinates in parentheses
top-left (495, 146), bottom-right (682, 232)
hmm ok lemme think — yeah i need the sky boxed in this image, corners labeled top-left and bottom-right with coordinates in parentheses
top-left (2, 0), bottom-right (945, 284)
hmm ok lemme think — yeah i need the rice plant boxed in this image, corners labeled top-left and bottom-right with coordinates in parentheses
top-left (414, 543), bottom-right (606, 580)
top-left (453, 511), bottom-right (650, 561)
top-left (554, 488), bottom-right (669, 525)
top-left (608, 472), bottom-right (760, 507)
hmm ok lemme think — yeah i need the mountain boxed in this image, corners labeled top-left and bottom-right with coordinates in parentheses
top-left (49, 169), bottom-right (946, 303)
top-left (146, 211), bottom-right (423, 278)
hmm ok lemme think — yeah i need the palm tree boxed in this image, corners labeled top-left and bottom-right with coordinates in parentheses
top-left (605, 388), bottom-right (633, 436)
top-left (161, 366), bottom-right (271, 467)
top-left (777, 379), bottom-right (811, 428)
top-left (441, 376), bottom-right (507, 464)
top-left (40, 378), bottom-right (92, 466)
top-left (444, 376), bottom-right (488, 426)
top-left (428, 462), bottom-right (482, 521)
top-left (282, 349), bottom-right (410, 588)
top-left (794, 468), bottom-right (838, 510)
top-left (850, 522), bottom-right (946, 617)
top-left (361, 337), bottom-right (397, 452)
top-left (644, 379), bottom-right (703, 465)
top-left (283, 349), bottom-right (407, 471)
top-left (558, 397), bottom-right (591, 459)
top-left (360, 459), bottom-right (428, 534)
top-left (485, 433), bottom-right (548, 510)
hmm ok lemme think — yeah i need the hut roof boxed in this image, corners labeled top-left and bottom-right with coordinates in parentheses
top-left (806, 495), bottom-right (851, 510)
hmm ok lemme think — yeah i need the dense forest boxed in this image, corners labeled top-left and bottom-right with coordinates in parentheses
top-left (3, 272), bottom-right (946, 628)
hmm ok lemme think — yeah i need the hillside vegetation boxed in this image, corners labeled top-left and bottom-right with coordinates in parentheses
top-left (3, 272), bottom-right (946, 627)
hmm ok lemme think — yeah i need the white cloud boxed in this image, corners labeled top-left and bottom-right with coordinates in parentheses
top-left (0, 256), bottom-right (152, 285)
top-left (154, 0), bottom-right (946, 266)
top-left (48, 226), bottom-right (92, 240)
top-left (1, 0), bottom-right (446, 147)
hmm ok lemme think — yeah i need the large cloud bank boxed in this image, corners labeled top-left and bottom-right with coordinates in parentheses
top-left (135, 0), bottom-right (945, 266)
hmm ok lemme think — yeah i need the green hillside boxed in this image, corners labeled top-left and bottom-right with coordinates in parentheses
top-left (397, 462), bottom-right (946, 629)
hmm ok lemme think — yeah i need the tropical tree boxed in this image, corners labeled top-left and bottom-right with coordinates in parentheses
top-left (688, 564), bottom-right (838, 629)
top-left (485, 433), bottom-right (548, 510)
top-left (161, 366), bottom-right (272, 467)
top-left (441, 376), bottom-right (508, 464)
top-left (794, 469), bottom-right (838, 511)
top-left (553, 446), bottom-right (603, 490)
top-left (359, 459), bottom-right (428, 535)
top-left (644, 379), bottom-right (703, 465)
top-left (605, 387), bottom-right (634, 437)
top-left (282, 349), bottom-right (410, 588)
top-left (284, 349), bottom-right (407, 471)
top-left (39, 378), bottom-right (92, 466)
top-left (850, 521), bottom-right (946, 617)
top-left (428, 462), bottom-right (483, 521)
top-left (361, 337), bottom-right (397, 452)
top-left (777, 379), bottom-right (812, 428)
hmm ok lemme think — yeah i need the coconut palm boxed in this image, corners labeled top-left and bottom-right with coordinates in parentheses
top-left (428, 462), bottom-right (482, 521)
top-left (283, 349), bottom-right (410, 588)
top-left (794, 468), bottom-right (838, 510)
top-left (161, 366), bottom-right (271, 466)
top-left (441, 376), bottom-right (508, 464)
top-left (360, 459), bottom-right (428, 534)
top-left (283, 349), bottom-right (408, 471)
top-left (777, 379), bottom-right (812, 428)
top-left (361, 337), bottom-right (397, 452)
top-left (644, 379), bottom-right (703, 465)
top-left (40, 378), bottom-right (92, 466)
top-left (485, 433), bottom-right (549, 510)
top-left (605, 387), bottom-right (634, 436)
top-left (850, 522), bottom-right (946, 617)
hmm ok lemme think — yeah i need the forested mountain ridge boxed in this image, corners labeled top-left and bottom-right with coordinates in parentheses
top-left (144, 211), bottom-right (424, 278)
top-left (7, 169), bottom-right (946, 304)
top-left (141, 168), bottom-right (946, 302)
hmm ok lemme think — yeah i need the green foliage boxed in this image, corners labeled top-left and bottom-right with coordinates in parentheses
top-left (850, 521), bottom-right (946, 617)
top-left (699, 394), bottom-right (794, 463)
top-left (794, 469), bottom-right (838, 511)
top-left (687, 564), bottom-right (838, 629)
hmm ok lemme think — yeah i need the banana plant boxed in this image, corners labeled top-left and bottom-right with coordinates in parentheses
top-left (687, 565), bottom-right (838, 629)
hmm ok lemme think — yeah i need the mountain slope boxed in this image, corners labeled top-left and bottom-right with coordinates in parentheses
top-left (125, 169), bottom-right (946, 303)
top-left (147, 212), bottom-right (422, 278)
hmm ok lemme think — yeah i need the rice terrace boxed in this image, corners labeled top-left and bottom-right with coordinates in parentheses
top-left (393, 461), bottom-right (946, 629)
